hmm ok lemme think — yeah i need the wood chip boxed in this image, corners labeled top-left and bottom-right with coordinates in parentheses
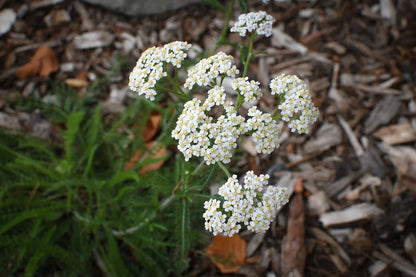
top-left (373, 122), bottom-right (416, 145)
top-left (364, 96), bottom-right (401, 134)
top-left (340, 73), bottom-right (377, 86)
top-left (246, 231), bottom-right (266, 257)
top-left (354, 84), bottom-right (402, 95)
top-left (380, 0), bottom-right (397, 26)
top-left (374, 243), bottom-right (416, 277)
top-left (306, 191), bottom-right (330, 215)
top-left (377, 143), bottom-right (416, 180)
top-left (324, 41), bottom-right (347, 55)
top-left (30, 0), bottom-right (64, 10)
top-left (337, 115), bottom-right (364, 156)
top-left (271, 27), bottom-right (308, 55)
top-left (309, 227), bottom-right (351, 265)
top-left (404, 233), bottom-right (416, 264)
top-left (320, 203), bottom-right (384, 228)
top-left (368, 260), bottom-right (389, 277)
top-left (325, 169), bottom-right (366, 197)
top-left (73, 31), bottom-right (115, 49)
top-left (0, 8), bottom-right (16, 36)
top-left (304, 123), bottom-right (343, 154)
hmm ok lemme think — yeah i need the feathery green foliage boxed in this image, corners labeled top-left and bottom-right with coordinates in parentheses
top-left (0, 83), bottom-right (213, 276)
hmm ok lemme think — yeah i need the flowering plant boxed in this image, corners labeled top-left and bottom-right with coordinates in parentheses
top-left (129, 10), bottom-right (318, 236)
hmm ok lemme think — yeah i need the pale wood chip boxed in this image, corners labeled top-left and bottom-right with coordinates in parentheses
top-left (73, 31), bottom-right (115, 49)
top-left (304, 123), bottom-right (343, 154)
top-left (354, 84), bottom-right (402, 95)
top-left (271, 27), bottom-right (308, 55)
top-left (380, 0), bottom-right (397, 26)
top-left (373, 122), bottom-right (416, 145)
top-left (337, 115), bottom-right (364, 156)
top-left (320, 203), bottom-right (384, 227)
top-left (368, 260), bottom-right (389, 277)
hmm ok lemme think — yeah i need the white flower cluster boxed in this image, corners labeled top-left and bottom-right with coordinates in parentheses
top-left (230, 11), bottom-right (275, 37)
top-left (129, 41), bottom-right (191, 100)
top-left (245, 106), bottom-right (282, 154)
top-left (171, 87), bottom-right (245, 165)
top-left (270, 74), bottom-right (319, 134)
top-left (184, 52), bottom-right (239, 89)
top-left (232, 77), bottom-right (262, 103)
top-left (203, 171), bottom-right (289, 236)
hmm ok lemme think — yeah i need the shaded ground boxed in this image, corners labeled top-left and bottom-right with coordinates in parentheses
top-left (1, 0), bottom-right (416, 276)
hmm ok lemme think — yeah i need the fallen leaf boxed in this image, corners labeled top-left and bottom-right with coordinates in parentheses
top-left (16, 45), bottom-right (59, 79)
top-left (142, 110), bottom-right (162, 142)
top-left (281, 194), bottom-right (306, 276)
top-left (206, 235), bottom-right (246, 274)
top-left (124, 141), bottom-right (167, 176)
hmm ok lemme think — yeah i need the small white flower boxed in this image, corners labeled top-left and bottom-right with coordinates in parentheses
top-left (232, 77), bottom-right (262, 103)
top-left (172, 92), bottom-right (245, 165)
top-left (184, 52), bottom-right (239, 89)
top-left (203, 171), bottom-right (289, 236)
top-left (245, 106), bottom-right (282, 154)
top-left (231, 11), bottom-right (275, 37)
top-left (129, 41), bottom-right (191, 100)
top-left (270, 74), bottom-right (319, 134)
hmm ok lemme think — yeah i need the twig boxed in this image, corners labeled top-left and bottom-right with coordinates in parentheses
top-left (337, 115), bottom-right (364, 157)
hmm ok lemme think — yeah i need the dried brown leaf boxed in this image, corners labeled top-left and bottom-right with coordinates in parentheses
top-left (142, 110), bottom-right (162, 142)
top-left (281, 194), bottom-right (306, 276)
top-left (124, 141), bottom-right (167, 176)
top-left (16, 45), bottom-right (59, 79)
top-left (206, 235), bottom-right (246, 274)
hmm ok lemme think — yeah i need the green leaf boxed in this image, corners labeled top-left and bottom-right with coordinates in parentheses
top-left (25, 251), bottom-right (45, 277)
top-left (239, 0), bottom-right (248, 13)
top-left (107, 171), bottom-right (140, 188)
top-left (64, 111), bottom-right (85, 162)
top-left (203, 0), bottom-right (226, 12)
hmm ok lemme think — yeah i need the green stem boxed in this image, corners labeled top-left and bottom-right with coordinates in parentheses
top-left (165, 74), bottom-right (189, 100)
top-left (191, 160), bottom-right (206, 176)
top-left (212, 0), bottom-right (235, 54)
top-left (217, 161), bottom-right (231, 178)
top-left (242, 32), bottom-right (256, 78)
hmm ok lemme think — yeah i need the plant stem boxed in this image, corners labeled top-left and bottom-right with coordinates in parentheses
top-left (242, 32), bottom-right (256, 78)
top-left (217, 161), bottom-right (231, 178)
top-left (191, 160), bottom-right (206, 176)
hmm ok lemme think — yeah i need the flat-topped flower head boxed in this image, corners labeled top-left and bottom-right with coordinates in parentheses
top-left (129, 41), bottom-right (191, 100)
top-left (172, 91), bottom-right (245, 165)
top-left (270, 74), bottom-right (319, 134)
top-left (203, 171), bottom-right (289, 236)
top-left (232, 77), bottom-right (262, 103)
top-left (184, 52), bottom-right (239, 89)
top-left (231, 11), bottom-right (275, 37)
top-left (245, 106), bottom-right (282, 154)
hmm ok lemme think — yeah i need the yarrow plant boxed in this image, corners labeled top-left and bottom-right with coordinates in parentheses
top-left (128, 9), bottom-right (319, 237)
